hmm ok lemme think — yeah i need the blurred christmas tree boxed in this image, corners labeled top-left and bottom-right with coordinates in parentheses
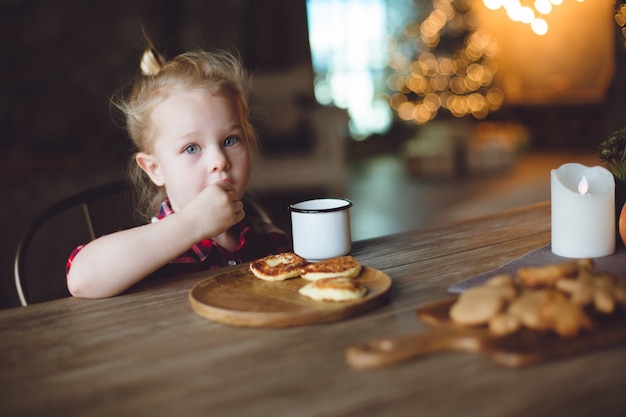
top-left (387, 0), bottom-right (503, 125)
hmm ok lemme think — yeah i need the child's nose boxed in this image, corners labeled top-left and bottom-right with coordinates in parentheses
top-left (209, 150), bottom-right (229, 172)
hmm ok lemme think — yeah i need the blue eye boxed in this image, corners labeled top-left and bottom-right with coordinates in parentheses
top-left (184, 144), bottom-right (200, 155)
top-left (224, 136), bottom-right (240, 147)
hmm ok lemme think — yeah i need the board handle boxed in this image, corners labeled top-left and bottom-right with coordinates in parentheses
top-left (346, 328), bottom-right (480, 370)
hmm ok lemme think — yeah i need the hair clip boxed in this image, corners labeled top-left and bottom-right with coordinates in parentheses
top-left (140, 47), bottom-right (164, 76)
top-left (139, 27), bottom-right (165, 76)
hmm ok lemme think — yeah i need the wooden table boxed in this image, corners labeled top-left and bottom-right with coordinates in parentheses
top-left (1, 202), bottom-right (625, 417)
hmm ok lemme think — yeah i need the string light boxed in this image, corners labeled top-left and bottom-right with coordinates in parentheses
top-left (483, 0), bottom-right (585, 35)
top-left (387, 0), bottom-right (502, 125)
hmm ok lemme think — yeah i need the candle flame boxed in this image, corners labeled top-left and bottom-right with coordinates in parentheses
top-left (578, 175), bottom-right (589, 195)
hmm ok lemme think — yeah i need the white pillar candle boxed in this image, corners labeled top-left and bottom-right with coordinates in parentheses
top-left (551, 163), bottom-right (615, 258)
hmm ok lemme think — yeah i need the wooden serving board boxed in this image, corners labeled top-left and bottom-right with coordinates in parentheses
top-left (346, 298), bottom-right (626, 370)
top-left (189, 266), bottom-right (392, 327)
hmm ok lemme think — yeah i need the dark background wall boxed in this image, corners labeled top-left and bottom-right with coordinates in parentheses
top-left (0, 0), bottom-right (312, 178)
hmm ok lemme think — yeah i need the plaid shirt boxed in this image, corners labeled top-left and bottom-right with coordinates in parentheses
top-left (67, 198), bottom-right (291, 275)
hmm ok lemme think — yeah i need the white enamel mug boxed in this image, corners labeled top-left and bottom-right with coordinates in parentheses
top-left (288, 198), bottom-right (353, 261)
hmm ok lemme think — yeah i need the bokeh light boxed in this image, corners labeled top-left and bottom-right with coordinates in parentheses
top-left (484, 0), bottom-right (585, 35)
top-left (387, 0), bottom-right (501, 125)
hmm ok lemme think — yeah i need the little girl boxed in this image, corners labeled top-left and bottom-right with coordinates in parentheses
top-left (66, 45), bottom-right (290, 298)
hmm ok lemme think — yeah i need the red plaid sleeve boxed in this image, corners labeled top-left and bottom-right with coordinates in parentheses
top-left (65, 245), bottom-right (84, 276)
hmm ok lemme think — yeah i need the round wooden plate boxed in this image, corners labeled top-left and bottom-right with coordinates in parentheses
top-left (189, 266), bottom-right (392, 327)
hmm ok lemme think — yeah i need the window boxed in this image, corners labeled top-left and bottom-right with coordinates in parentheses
top-left (307, 0), bottom-right (398, 139)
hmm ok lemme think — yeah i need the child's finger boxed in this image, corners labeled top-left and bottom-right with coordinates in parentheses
top-left (214, 179), bottom-right (236, 195)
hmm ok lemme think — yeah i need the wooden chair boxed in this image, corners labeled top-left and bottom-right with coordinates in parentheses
top-left (14, 181), bottom-right (138, 306)
top-left (14, 181), bottom-right (274, 306)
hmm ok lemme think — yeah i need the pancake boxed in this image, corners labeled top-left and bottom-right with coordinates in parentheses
top-left (250, 252), bottom-right (308, 281)
top-left (300, 256), bottom-right (362, 281)
top-left (298, 277), bottom-right (367, 302)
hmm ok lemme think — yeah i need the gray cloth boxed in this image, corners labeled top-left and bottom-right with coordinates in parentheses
top-left (448, 244), bottom-right (626, 294)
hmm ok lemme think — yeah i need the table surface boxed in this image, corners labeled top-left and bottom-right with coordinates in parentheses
top-left (1, 202), bottom-right (625, 417)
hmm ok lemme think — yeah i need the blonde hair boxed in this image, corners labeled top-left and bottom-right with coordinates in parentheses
top-left (115, 46), bottom-right (257, 220)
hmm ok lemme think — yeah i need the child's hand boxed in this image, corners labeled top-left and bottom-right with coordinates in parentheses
top-left (179, 181), bottom-right (245, 241)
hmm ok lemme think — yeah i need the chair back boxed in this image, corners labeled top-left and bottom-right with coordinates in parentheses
top-left (14, 181), bottom-right (137, 306)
